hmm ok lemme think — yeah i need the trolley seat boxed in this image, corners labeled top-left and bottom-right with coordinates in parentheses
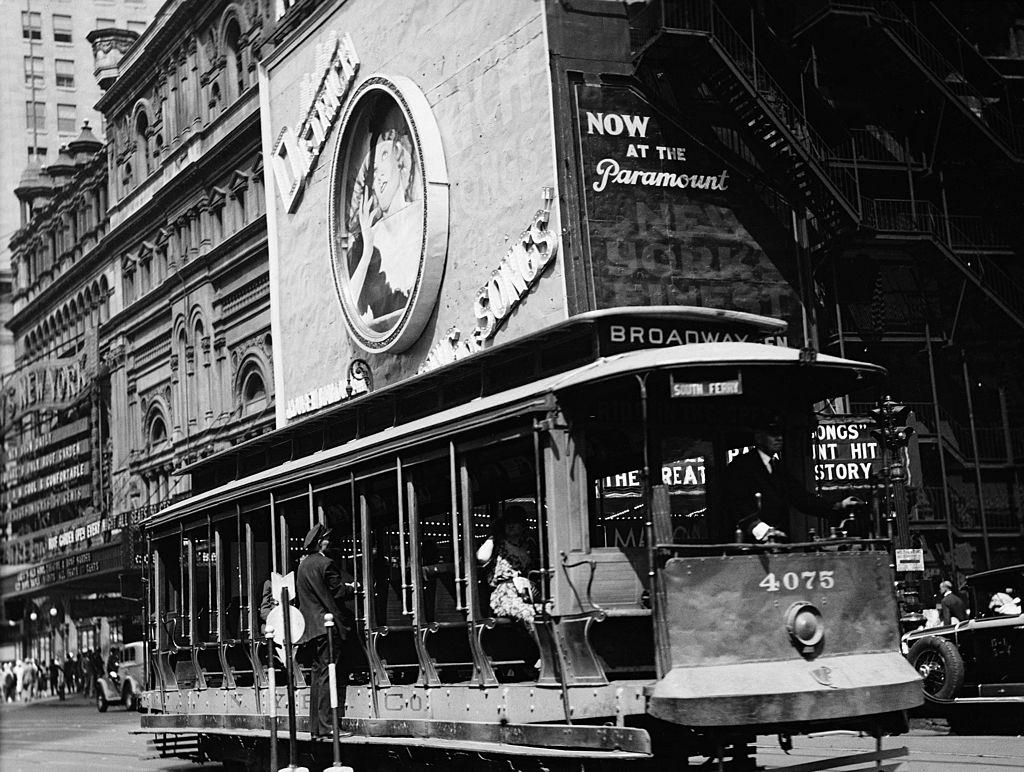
top-left (646, 544), bottom-right (922, 728)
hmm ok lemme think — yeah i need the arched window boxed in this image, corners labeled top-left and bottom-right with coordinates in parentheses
top-left (148, 411), bottom-right (168, 447)
top-left (224, 19), bottom-right (246, 100)
top-left (135, 110), bottom-right (150, 177)
top-left (239, 363), bottom-right (267, 415)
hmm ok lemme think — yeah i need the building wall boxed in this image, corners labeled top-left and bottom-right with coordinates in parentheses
top-left (1, 0), bottom-right (285, 658)
top-left (0, 0), bottom-right (164, 375)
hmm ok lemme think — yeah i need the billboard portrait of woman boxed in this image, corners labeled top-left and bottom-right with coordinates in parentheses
top-left (336, 94), bottom-right (423, 336)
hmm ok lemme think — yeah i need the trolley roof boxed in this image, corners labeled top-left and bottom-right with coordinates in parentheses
top-left (180, 307), bottom-right (785, 481)
top-left (150, 334), bottom-right (883, 529)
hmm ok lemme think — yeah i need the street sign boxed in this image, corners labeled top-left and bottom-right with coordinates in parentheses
top-left (895, 548), bottom-right (925, 572)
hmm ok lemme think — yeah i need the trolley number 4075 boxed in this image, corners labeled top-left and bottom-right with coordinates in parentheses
top-left (759, 571), bottom-right (835, 592)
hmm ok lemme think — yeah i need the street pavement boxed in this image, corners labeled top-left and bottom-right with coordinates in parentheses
top-left (1, 694), bottom-right (1023, 771)
top-left (0, 693), bottom-right (225, 771)
top-left (755, 722), bottom-right (1024, 771)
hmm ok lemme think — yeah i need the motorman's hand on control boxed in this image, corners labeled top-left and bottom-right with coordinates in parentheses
top-left (835, 496), bottom-right (864, 511)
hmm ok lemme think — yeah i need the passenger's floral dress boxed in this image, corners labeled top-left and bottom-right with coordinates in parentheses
top-left (488, 538), bottom-right (536, 629)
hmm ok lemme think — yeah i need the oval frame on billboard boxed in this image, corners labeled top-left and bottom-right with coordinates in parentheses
top-left (328, 74), bottom-right (449, 353)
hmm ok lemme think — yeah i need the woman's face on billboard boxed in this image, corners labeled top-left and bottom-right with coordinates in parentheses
top-left (372, 138), bottom-right (400, 214)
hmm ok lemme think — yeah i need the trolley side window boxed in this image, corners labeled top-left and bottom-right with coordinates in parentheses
top-left (464, 435), bottom-right (543, 614)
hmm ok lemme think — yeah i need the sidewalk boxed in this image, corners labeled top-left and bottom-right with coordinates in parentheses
top-left (1, 691), bottom-right (95, 709)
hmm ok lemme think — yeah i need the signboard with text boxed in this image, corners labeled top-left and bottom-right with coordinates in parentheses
top-left (574, 83), bottom-right (802, 338)
top-left (812, 417), bottom-right (882, 491)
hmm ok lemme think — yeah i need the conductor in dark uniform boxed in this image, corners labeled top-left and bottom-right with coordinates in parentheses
top-left (727, 421), bottom-right (861, 542)
top-left (295, 523), bottom-right (355, 739)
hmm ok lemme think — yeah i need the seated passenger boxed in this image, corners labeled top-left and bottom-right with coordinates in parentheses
top-left (988, 587), bottom-right (1021, 616)
top-left (475, 507), bottom-right (537, 630)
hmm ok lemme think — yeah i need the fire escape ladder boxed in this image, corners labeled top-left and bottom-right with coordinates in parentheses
top-left (656, 1), bottom-right (863, 241)
top-left (854, 1), bottom-right (1024, 162)
top-left (861, 199), bottom-right (1024, 332)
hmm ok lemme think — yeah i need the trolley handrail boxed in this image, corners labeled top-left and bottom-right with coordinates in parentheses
top-left (655, 538), bottom-right (892, 553)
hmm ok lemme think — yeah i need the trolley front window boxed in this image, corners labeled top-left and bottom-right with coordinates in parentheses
top-left (566, 369), bottom-right (819, 548)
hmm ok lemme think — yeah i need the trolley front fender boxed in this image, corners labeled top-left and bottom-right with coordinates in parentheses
top-left (647, 549), bottom-right (922, 727)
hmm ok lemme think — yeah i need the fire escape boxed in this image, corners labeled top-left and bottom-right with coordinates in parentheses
top-left (630, 0), bottom-right (1024, 333)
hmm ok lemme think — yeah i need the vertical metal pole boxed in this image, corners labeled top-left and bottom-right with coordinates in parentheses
top-left (396, 458), bottom-right (410, 616)
top-left (280, 588), bottom-right (298, 767)
top-left (962, 353), bottom-right (991, 569)
top-left (325, 613), bottom-right (342, 767)
top-left (998, 386), bottom-right (1019, 532)
top-left (906, 137), bottom-right (917, 223)
top-left (448, 442), bottom-right (465, 611)
top-left (750, 8), bottom-right (758, 90)
top-left (270, 493), bottom-right (278, 575)
top-left (939, 171), bottom-right (953, 246)
top-left (266, 626), bottom-right (278, 772)
top-left (533, 423), bottom-right (548, 602)
top-left (925, 324), bottom-right (956, 583)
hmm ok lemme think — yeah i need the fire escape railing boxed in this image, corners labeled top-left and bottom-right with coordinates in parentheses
top-left (633, 0), bottom-right (865, 240)
top-left (792, 1), bottom-right (1024, 159)
top-left (632, 1), bottom-right (1024, 330)
top-left (860, 198), bottom-right (1024, 328)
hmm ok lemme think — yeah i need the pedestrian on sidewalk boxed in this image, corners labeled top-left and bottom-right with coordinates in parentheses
top-left (1, 662), bottom-right (15, 702)
top-left (64, 654), bottom-right (77, 694)
top-left (49, 658), bottom-right (63, 699)
top-left (82, 649), bottom-right (94, 698)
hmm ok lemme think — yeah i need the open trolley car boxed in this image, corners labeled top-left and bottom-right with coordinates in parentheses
top-left (138, 308), bottom-right (921, 770)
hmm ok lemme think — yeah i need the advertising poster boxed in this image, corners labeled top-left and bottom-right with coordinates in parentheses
top-left (574, 83), bottom-right (802, 337)
top-left (262, 0), bottom-right (565, 427)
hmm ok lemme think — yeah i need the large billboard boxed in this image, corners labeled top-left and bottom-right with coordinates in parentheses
top-left (262, 0), bottom-right (564, 426)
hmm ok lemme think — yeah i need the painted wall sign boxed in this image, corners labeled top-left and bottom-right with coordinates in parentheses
top-left (328, 75), bottom-right (449, 354)
top-left (574, 83), bottom-right (803, 334)
top-left (272, 31), bottom-right (360, 213)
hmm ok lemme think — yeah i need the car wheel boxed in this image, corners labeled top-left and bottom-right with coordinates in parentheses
top-left (907, 636), bottom-right (965, 700)
top-left (123, 685), bottom-right (137, 712)
top-left (96, 691), bottom-right (108, 713)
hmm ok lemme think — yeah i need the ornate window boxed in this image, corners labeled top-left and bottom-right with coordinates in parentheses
top-left (238, 363), bottom-right (268, 416)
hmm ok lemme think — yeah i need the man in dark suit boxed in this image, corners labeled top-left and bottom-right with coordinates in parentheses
top-left (295, 523), bottom-right (355, 739)
top-left (938, 580), bottom-right (968, 625)
top-left (727, 422), bottom-right (861, 542)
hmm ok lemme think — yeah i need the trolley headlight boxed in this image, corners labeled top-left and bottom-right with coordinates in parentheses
top-left (785, 602), bottom-right (824, 652)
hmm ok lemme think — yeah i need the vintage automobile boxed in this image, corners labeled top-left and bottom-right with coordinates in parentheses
top-left (96, 641), bottom-right (145, 712)
top-left (904, 565), bottom-right (1024, 721)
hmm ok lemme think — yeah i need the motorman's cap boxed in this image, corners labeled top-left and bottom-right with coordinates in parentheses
top-left (302, 523), bottom-right (332, 552)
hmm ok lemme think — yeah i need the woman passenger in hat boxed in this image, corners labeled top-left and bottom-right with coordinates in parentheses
top-left (475, 506), bottom-right (538, 629)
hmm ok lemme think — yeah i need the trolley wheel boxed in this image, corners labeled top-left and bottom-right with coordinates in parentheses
top-left (96, 691), bottom-right (109, 713)
top-left (907, 636), bottom-right (964, 700)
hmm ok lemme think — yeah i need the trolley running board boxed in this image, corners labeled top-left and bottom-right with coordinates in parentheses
top-left (136, 716), bottom-right (652, 760)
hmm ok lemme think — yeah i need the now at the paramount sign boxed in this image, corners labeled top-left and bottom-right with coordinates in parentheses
top-left (582, 108), bottom-right (728, 193)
